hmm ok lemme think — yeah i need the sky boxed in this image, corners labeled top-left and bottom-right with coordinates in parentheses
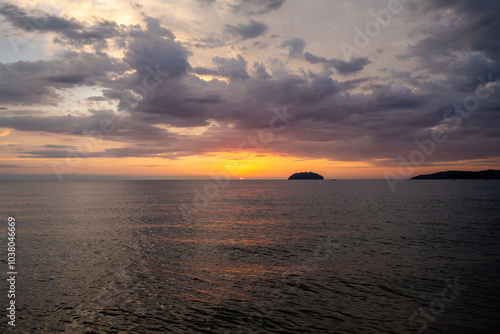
top-left (0, 0), bottom-right (499, 180)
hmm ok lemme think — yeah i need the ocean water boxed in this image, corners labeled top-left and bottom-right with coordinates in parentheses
top-left (1, 180), bottom-right (499, 333)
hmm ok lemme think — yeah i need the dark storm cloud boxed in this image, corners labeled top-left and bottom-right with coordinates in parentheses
top-left (125, 75), bottom-right (498, 164)
top-left (117, 66), bottom-right (344, 133)
top-left (0, 12), bottom-right (189, 106)
top-left (391, 0), bottom-right (500, 165)
top-left (120, 75), bottom-right (227, 128)
top-left (253, 62), bottom-right (272, 79)
top-left (279, 38), bottom-right (305, 58)
top-left (87, 96), bottom-right (108, 102)
top-left (143, 16), bottom-right (175, 39)
top-left (231, 0), bottom-right (286, 15)
top-left (190, 35), bottom-right (228, 49)
top-left (22, 149), bottom-right (71, 158)
top-left (192, 55), bottom-right (250, 80)
top-left (42, 73), bottom-right (90, 84)
top-left (23, 146), bottom-right (172, 159)
top-left (405, 0), bottom-right (500, 61)
top-left (421, 0), bottom-right (494, 12)
top-left (0, 112), bottom-right (117, 135)
top-left (224, 20), bottom-right (268, 40)
top-left (338, 77), bottom-right (372, 91)
top-left (5, 73), bottom-right (500, 165)
top-left (1, 0), bottom-right (499, 168)
top-left (443, 56), bottom-right (500, 93)
top-left (43, 144), bottom-right (73, 149)
top-left (0, 110), bottom-right (178, 147)
top-left (331, 58), bottom-right (372, 76)
top-left (0, 62), bottom-right (57, 105)
top-left (0, 4), bottom-right (81, 32)
top-left (0, 4), bottom-right (125, 47)
top-left (190, 67), bottom-right (218, 76)
top-left (304, 52), bottom-right (371, 75)
top-left (198, 0), bottom-right (285, 15)
top-left (369, 85), bottom-right (427, 111)
top-left (124, 34), bottom-right (192, 78)
top-left (0, 53), bottom-right (127, 105)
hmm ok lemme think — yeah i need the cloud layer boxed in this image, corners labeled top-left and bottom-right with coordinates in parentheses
top-left (0, 0), bottom-right (499, 172)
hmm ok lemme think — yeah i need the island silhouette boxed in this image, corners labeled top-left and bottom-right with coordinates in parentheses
top-left (411, 169), bottom-right (500, 179)
top-left (288, 172), bottom-right (324, 180)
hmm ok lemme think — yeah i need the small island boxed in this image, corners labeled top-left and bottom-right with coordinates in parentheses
top-left (288, 172), bottom-right (324, 180)
top-left (411, 169), bottom-right (500, 180)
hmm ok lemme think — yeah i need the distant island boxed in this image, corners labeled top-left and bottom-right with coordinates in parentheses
top-left (288, 172), bottom-right (324, 180)
top-left (411, 169), bottom-right (500, 180)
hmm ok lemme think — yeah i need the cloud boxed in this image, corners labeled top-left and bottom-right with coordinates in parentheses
top-left (0, 52), bottom-right (127, 105)
top-left (23, 146), bottom-right (173, 159)
top-left (143, 16), bottom-right (175, 39)
top-left (190, 35), bottom-right (228, 49)
top-left (0, 61), bottom-right (60, 105)
top-left (124, 34), bottom-right (192, 78)
top-left (0, 4), bottom-right (125, 48)
top-left (42, 73), bottom-right (90, 84)
top-left (4, 72), bottom-right (500, 165)
top-left (279, 38), bottom-right (305, 58)
top-left (0, 4), bottom-right (80, 32)
top-left (224, 20), bottom-right (268, 40)
top-left (1, 0), bottom-right (500, 169)
top-left (405, 0), bottom-right (500, 62)
top-left (304, 52), bottom-right (371, 75)
top-left (253, 62), bottom-right (272, 79)
top-left (198, 0), bottom-right (285, 15)
top-left (193, 55), bottom-right (250, 80)
top-left (231, 0), bottom-right (286, 15)
top-left (43, 144), bottom-right (73, 149)
top-left (87, 96), bottom-right (108, 102)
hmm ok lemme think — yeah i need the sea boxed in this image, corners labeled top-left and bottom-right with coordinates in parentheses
top-left (1, 180), bottom-right (499, 333)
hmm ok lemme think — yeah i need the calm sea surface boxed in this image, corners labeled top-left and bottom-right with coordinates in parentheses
top-left (1, 180), bottom-right (499, 333)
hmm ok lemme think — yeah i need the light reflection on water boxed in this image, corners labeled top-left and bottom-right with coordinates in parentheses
top-left (0, 180), bottom-right (499, 333)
